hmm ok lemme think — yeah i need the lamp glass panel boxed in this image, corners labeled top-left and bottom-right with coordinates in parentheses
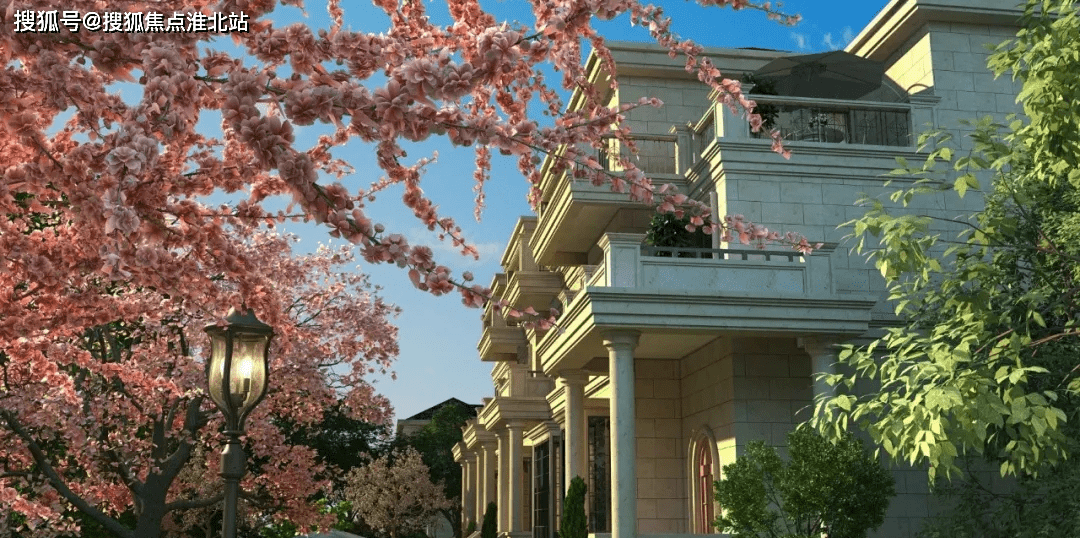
top-left (229, 334), bottom-right (268, 411)
top-left (207, 332), bottom-right (229, 412)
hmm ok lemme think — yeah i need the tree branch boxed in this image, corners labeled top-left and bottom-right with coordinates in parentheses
top-left (104, 447), bottom-right (143, 497)
top-left (1, 410), bottom-right (135, 538)
top-left (164, 492), bottom-right (225, 513)
top-left (157, 396), bottom-right (207, 485)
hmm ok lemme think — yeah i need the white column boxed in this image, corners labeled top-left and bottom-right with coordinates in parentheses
top-left (497, 429), bottom-right (509, 533)
top-left (603, 330), bottom-right (640, 538)
top-left (559, 370), bottom-right (589, 493)
top-left (474, 448), bottom-right (485, 526)
top-left (507, 420), bottom-right (525, 533)
top-left (800, 337), bottom-right (841, 404)
top-left (462, 454), bottom-right (475, 531)
top-left (481, 440), bottom-right (497, 523)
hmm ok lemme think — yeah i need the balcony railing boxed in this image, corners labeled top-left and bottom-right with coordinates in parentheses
top-left (691, 94), bottom-right (914, 155)
top-left (641, 245), bottom-right (803, 261)
top-left (747, 96), bottom-right (911, 146)
top-left (587, 233), bottom-right (833, 297)
top-left (596, 134), bottom-right (678, 175)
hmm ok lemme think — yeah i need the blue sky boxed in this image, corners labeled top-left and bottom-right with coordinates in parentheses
top-left (252, 0), bottom-right (896, 422)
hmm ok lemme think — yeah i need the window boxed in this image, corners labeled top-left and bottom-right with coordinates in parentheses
top-left (696, 443), bottom-right (715, 533)
top-left (524, 458), bottom-right (533, 530)
top-left (554, 432), bottom-right (564, 531)
top-left (689, 427), bottom-right (720, 534)
top-left (534, 441), bottom-right (550, 538)
top-left (588, 416), bottom-right (611, 533)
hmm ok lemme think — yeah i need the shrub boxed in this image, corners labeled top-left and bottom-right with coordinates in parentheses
top-left (714, 426), bottom-right (895, 538)
top-left (560, 476), bottom-right (588, 538)
top-left (465, 519), bottom-right (476, 536)
top-left (480, 502), bottom-right (497, 538)
top-left (645, 212), bottom-right (711, 257)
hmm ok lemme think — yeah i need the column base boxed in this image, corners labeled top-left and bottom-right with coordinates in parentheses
top-left (497, 532), bottom-right (532, 538)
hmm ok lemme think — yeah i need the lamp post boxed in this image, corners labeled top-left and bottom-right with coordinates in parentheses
top-left (204, 308), bottom-right (274, 538)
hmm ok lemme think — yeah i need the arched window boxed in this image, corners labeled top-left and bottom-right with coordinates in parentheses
top-left (687, 427), bottom-right (719, 534)
top-left (696, 443), bottom-right (714, 533)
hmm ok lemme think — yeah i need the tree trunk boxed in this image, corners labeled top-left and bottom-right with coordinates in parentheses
top-left (131, 489), bottom-right (166, 538)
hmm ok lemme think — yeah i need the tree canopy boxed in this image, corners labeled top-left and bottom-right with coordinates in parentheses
top-left (340, 447), bottom-right (449, 538)
top-left (714, 427), bottom-right (894, 538)
top-left (812, 0), bottom-right (1080, 480)
top-left (394, 402), bottom-right (475, 538)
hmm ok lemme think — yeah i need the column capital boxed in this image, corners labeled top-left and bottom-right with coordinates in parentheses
top-left (602, 329), bottom-right (641, 348)
top-left (505, 419), bottom-right (527, 431)
top-left (798, 336), bottom-right (842, 358)
top-left (558, 369), bottom-right (589, 385)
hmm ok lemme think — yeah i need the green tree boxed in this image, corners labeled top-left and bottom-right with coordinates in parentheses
top-left (916, 457), bottom-right (1080, 538)
top-left (245, 400), bottom-right (395, 538)
top-left (395, 403), bottom-right (475, 538)
top-left (713, 427), bottom-right (894, 538)
top-left (283, 402), bottom-right (393, 479)
top-left (812, 0), bottom-right (1080, 481)
top-left (480, 502), bottom-right (497, 538)
top-left (560, 477), bottom-right (587, 538)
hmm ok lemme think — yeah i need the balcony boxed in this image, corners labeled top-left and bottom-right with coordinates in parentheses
top-left (478, 273), bottom-right (527, 362)
top-left (478, 325), bottom-right (527, 362)
top-left (748, 100), bottom-right (911, 146)
top-left (592, 234), bottom-right (825, 295)
top-left (530, 135), bottom-right (691, 267)
top-left (681, 92), bottom-right (935, 204)
top-left (597, 134), bottom-right (678, 175)
top-left (500, 218), bottom-right (565, 312)
top-left (532, 233), bottom-right (878, 375)
top-left (492, 360), bottom-right (554, 399)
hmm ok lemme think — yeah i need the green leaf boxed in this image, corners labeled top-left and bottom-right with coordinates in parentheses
top-left (1031, 311), bottom-right (1046, 328)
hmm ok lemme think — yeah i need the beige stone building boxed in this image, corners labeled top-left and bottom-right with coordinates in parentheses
top-left (452, 0), bottom-right (1028, 537)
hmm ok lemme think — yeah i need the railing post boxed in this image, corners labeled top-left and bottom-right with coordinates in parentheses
top-left (718, 100), bottom-right (750, 139)
top-left (598, 233), bottom-right (645, 288)
top-left (671, 124), bottom-right (694, 174)
top-left (805, 243), bottom-right (836, 296)
top-left (907, 94), bottom-right (942, 146)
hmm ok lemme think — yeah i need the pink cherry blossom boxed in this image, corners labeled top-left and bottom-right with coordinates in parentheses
top-left (0, 0), bottom-right (814, 533)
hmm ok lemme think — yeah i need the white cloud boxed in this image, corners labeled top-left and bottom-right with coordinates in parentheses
top-left (823, 26), bottom-right (855, 51)
top-left (790, 32), bottom-right (809, 51)
top-left (404, 227), bottom-right (505, 269)
top-left (823, 33), bottom-right (837, 50)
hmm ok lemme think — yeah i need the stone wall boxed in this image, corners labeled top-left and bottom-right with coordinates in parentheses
top-left (633, 358), bottom-right (685, 533)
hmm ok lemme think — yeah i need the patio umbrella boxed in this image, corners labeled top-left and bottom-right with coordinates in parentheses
top-left (751, 50), bottom-right (885, 100)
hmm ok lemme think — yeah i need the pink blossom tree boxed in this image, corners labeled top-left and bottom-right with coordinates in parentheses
top-left (340, 447), bottom-right (451, 538)
top-left (2, 0), bottom-right (813, 535)
top-left (3, 0), bottom-right (805, 335)
top-left (0, 233), bottom-right (400, 537)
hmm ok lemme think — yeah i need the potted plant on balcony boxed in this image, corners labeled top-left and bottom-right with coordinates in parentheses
top-left (645, 211), bottom-right (712, 257)
top-left (740, 73), bottom-right (781, 132)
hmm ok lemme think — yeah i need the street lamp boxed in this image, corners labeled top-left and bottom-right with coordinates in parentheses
top-left (204, 308), bottom-right (274, 538)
